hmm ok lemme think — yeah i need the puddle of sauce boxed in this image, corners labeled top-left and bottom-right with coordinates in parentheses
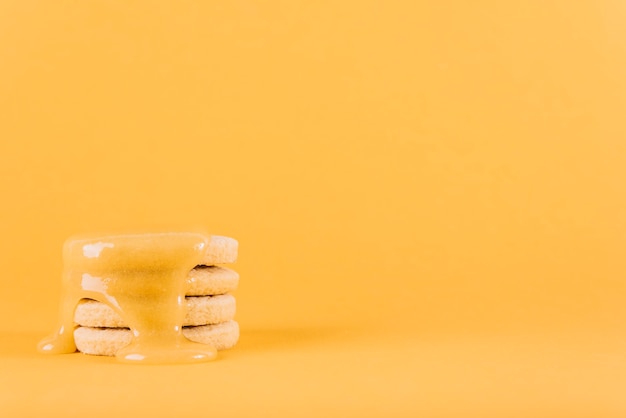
top-left (37, 232), bottom-right (218, 364)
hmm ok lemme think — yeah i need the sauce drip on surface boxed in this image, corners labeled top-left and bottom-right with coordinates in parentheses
top-left (38, 232), bottom-right (218, 364)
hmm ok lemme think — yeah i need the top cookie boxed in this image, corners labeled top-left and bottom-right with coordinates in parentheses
top-left (200, 235), bottom-right (238, 265)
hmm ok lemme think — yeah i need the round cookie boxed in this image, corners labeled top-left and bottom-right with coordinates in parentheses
top-left (74, 294), bottom-right (236, 328)
top-left (200, 235), bottom-right (238, 265)
top-left (185, 266), bottom-right (239, 296)
top-left (74, 321), bottom-right (240, 356)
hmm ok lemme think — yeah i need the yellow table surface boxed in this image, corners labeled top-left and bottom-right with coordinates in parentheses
top-left (1, 1), bottom-right (626, 416)
top-left (2, 325), bottom-right (626, 417)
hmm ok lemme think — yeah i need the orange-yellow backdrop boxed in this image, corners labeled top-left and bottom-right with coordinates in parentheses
top-left (1, 1), bottom-right (625, 417)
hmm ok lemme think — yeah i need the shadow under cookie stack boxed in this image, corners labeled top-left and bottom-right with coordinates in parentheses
top-left (72, 235), bottom-right (240, 357)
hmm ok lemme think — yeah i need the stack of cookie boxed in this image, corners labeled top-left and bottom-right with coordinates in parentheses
top-left (72, 235), bottom-right (240, 356)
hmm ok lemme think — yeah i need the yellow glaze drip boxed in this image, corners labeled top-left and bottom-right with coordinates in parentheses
top-left (38, 232), bottom-right (218, 364)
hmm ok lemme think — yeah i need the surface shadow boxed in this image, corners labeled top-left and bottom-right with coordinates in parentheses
top-left (232, 326), bottom-right (358, 354)
top-left (0, 327), bottom-right (362, 361)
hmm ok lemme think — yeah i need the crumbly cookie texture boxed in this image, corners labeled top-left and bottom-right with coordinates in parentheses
top-left (74, 294), bottom-right (236, 328)
top-left (200, 235), bottom-right (238, 265)
top-left (74, 321), bottom-right (240, 357)
top-left (185, 265), bottom-right (239, 296)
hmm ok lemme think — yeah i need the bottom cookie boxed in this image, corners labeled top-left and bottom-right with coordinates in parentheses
top-left (74, 321), bottom-right (239, 357)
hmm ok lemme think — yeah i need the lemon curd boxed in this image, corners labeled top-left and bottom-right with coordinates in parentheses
top-left (38, 232), bottom-right (218, 364)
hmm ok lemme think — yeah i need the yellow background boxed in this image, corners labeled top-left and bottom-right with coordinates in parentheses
top-left (1, 1), bottom-right (626, 416)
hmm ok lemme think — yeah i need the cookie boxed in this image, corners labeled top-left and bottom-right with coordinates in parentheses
top-left (200, 235), bottom-right (238, 265)
top-left (185, 266), bottom-right (239, 296)
top-left (39, 231), bottom-right (241, 362)
top-left (74, 321), bottom-right (240, 356)
top-left (74, 294), bottom-right (236, 328)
